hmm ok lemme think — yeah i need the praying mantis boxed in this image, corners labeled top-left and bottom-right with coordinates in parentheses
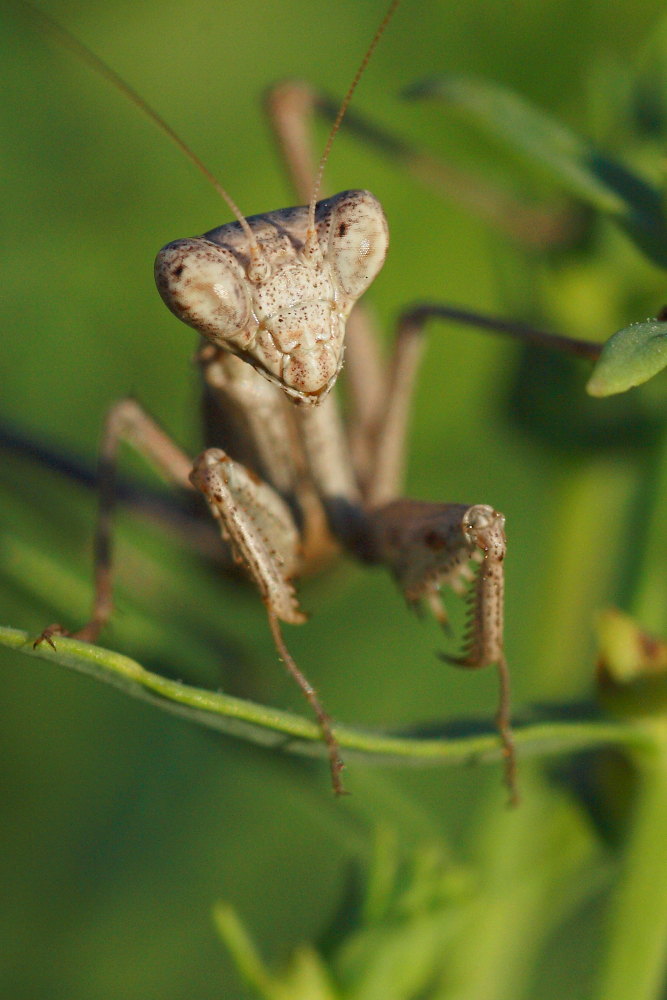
top-left (9, 0), bottom-right (608, 802)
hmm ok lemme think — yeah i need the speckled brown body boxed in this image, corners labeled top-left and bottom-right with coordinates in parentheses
top-left (155, 180), bottom-right (515, 795)
top-left (34, 0), bottom-right (516, 798)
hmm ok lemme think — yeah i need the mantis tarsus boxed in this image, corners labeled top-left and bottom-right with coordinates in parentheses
top-left (18, 0), bottom-right (588, 802)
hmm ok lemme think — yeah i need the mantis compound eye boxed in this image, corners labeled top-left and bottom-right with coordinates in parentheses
top-left (155, 237), bottom-right (252, 346)
top-left (463, 505), bottom-right (496, 533)
top-left (322, 190), bottom-right (389, 300)
top-left (462, 505), bottom-right (506, 553)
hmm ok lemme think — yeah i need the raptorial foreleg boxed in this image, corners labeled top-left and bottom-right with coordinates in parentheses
top-left (365, 499), bottom-right (517, 802)
top-left (190, 447), bottom-right (345, 795)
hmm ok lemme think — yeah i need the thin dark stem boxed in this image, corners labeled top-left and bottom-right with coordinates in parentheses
top-left (402, 304), bottom-right (603, 361)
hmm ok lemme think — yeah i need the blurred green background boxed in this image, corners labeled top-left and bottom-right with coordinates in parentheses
top-left (3, 0), bottom-right (667, 997)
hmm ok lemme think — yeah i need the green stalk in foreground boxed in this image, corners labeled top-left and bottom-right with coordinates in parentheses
top-left (594, 729), bottom-right (667, 1000)
top-left (0, 626), bottom-right (653, 772)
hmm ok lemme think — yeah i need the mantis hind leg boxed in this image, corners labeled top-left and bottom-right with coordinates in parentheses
top-left (35, 397), bottom-right (194, 647)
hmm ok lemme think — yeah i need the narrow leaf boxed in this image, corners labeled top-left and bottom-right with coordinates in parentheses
top-left (405, 76), bottom-right (667, 267)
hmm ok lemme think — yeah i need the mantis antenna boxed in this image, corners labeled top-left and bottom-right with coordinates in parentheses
top-left (306, 0), bottom-right (402, 239)
top-left (17, 0), bottom-right (262, 259)
top-left (23, 0), bottom-right (400, 262)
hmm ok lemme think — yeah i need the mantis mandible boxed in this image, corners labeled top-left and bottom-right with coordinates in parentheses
top-left (27, 0), bottom-right (517, 800)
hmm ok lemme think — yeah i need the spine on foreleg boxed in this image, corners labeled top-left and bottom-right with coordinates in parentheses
top-left (364, 499), bottom-right (506, 665)
top-left (454, 530), bottom-right (505, 669)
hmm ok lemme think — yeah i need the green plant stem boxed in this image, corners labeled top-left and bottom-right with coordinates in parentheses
top-left (594, 732), bottom-right (667, 1000)
top-left (629, 426), bottom-right (667, 635)
top-left (0, 626), bottom-right (653, 771)
top-left (534, 458), bottom-right (635, 695)
top-left (597, 426), bottom-right (667, 1000)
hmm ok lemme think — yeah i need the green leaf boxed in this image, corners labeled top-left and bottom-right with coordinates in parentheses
top-left (212, 904), bottom-right (339, 1000)
top-left (405, 76), bottom-right (667, 267)
top-left (586, 319), bottom-right (667, 396)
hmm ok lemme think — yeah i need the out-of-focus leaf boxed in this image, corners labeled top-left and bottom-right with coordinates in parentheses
top-left (405, 76), bottom-right (667, 267)
top-left (597, 608), bottom-right (667, 683)
top-left (586, 319), bottom-right (667, 396)
top-left (596, 608), bottom-right (667, 717)
top-left (213, 904), bottom-right (339, 1000)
